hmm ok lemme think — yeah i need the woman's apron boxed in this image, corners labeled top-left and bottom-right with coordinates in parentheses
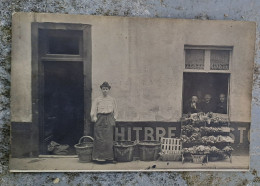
top-left (92, 113), bottom-right (115, 161)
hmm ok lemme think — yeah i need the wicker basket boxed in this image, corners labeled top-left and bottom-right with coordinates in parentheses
top-left (114, 141), bottom-right (136, 162)
top-left (138, 141), bottom-right (161, 161)
top-left (74, 136), bottom-right (94, 163)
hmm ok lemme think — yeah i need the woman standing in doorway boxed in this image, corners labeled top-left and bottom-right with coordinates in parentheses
top-left (90, 82), bottom-right (118, 162)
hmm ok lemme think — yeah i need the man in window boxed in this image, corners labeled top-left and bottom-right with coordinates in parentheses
top-left (184, 95), bottom-right (201, 114)
top-left (215, 93), bottom-right (227, 114)
top-left (201, 94), bottom-right (215, 113)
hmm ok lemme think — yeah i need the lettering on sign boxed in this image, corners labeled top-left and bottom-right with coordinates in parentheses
top-left (115, 127), bottom-right (178, 141)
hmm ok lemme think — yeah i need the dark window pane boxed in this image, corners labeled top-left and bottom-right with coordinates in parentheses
top-left (39, 29), bottom-right (82, 55)
top-left (48, 36), bottom-right (79, 54)
top-left (185, 49), bottom-right (204, 69)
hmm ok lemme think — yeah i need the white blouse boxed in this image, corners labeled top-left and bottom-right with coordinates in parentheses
top-left (90, 95), bottom-right (118, 121)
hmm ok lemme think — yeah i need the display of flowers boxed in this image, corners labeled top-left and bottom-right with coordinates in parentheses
top-left (202, 136), bottom-right (217, 143)
top-left (181, 125), bottom-right (193, 134)
top-left (181, 113), bottom-right (205, 122)
top-left (209, 146), bottom-right (222, 155)
top-left (180, 116), bottom-right (193, 125)
top-left (222, 146), bottom-right (234, 153)
top-left (182, 147), bottom-right (195, 154)
top-left (180, 114), bottom-right (233, 162)
top-left (180, 135), bottom-right (190, 143)
top-left (182, 112), bottom-right (229, 126)
top-left (216, 135), bottom-right (234, 143)
top-left (182, 145), bottom-right (211, 154)
top-left (190, 113), bottom-right (200, 121)
top-left (210, 116), bottom-right (229, 124)
top-left (201, 127), bottom-right (221, 133)
top-left (189, 132), bottom-right (201, 142)
top-left (201, 135), bottom-right (234, 143)
top-left (195, 145), bottom-right (211, 154)
top-left (181, 125), bottom-right (200, 135)
top-left (200, 127), bottom-right (231, 134)
top-left (207, 114), bottom-right (229, 125)
top-left (210, 146), bottom-right (220, 152)
top-left (206, 146), bottom-right (235, 156)
top-left (181, 133), bottom-right (202, 144)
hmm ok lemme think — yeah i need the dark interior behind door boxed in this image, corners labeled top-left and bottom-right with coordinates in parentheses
top-left (43, 61), bottom-right (84, 154)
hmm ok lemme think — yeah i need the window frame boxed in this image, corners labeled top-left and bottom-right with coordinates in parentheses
top-left (184, 45), bottom-right (233, 73)
top-left (182, 45), bottom-right (233, 117)
top-left (39, 29), bottom-right (83, 59)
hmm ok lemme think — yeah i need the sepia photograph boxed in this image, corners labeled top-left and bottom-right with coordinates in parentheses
top-left (9, 12), bottom-right (255, 172)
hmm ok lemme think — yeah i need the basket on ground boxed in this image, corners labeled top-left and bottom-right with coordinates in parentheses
top-left (114, 141), bottom-right (136, 162)
top-left (159, 138), bottom-right (182, 161)
top-left (138, 141), bottom-right (161, 161)
top-left (74, 136), bottom-right (94, 163)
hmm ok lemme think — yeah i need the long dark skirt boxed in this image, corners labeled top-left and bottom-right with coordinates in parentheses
top-left (92, 113), bottom-right (115, 161)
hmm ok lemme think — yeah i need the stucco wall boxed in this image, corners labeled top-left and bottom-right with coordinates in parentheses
top-left (11, 13), bottom-right (255, 122)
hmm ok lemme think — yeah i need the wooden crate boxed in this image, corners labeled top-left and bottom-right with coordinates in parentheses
top-left (160, 138), bottom-right (182, 161)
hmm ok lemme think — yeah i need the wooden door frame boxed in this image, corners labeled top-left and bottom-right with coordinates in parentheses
top-left (31, 22), bottom-right (92, 155)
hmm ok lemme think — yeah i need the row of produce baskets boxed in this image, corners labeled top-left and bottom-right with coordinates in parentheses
top-left (75, 136), bottom-right (164, 162)
top-left (74, 136), bottom-right (232, 163)
top-left (74, 136), bottom-right (185, 163)
top-left (114, 141), bottom-right (161, 162)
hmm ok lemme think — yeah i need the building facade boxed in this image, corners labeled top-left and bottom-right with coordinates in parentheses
top-left (11, 13), bottom-right (255, 157)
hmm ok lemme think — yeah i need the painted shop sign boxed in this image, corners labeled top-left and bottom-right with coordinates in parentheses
top-left (115, 122), bottom-right (250, 154)
top-left (115, 122), bottom-right (181, 141)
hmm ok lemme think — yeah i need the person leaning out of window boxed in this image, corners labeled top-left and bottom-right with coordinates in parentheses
top-left (201, 94), bottom-right (215, 113)
top-left (184, 95), bottom-right (201, 114)
top-left (215, 93), bottom-right (227, 114)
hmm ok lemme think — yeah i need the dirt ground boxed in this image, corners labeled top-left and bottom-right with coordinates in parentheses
top-left (9, 156), bottom-right (249, 172)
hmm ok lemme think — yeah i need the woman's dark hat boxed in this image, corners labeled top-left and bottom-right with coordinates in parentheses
top-left (100, 81), bottom-right (111, 89)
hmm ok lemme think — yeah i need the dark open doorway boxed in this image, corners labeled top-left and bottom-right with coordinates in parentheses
top-left (43, 61), bottom-right (84, 153)
top-left (31, 23), bottom-right (92, 156)
top-left (182, 72), bottom-right (230, 114)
